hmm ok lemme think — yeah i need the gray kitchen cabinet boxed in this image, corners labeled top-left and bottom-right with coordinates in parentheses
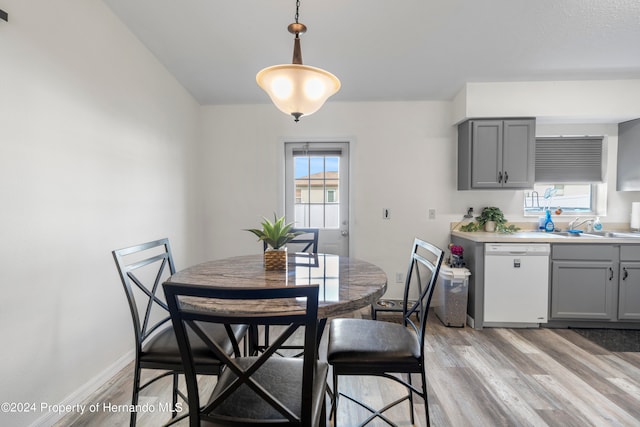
top-left (617, 118), bottom-right (640, 191)
top-left (550, 245), bottom-right (617, 320)
top-left (618, 245), bottom-right (640, 320)
top-left (458, 118), bottom-right (535, 190)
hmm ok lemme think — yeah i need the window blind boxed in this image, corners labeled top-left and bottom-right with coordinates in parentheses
top-left (535, 137), bottom-right (604, 183)
top-left (292, 149), bottom-right (343, 156)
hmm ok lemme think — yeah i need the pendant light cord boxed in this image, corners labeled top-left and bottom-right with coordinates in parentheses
top-left (289, 0), bottom-right (305, 65)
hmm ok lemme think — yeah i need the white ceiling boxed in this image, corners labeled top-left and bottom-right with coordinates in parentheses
top-left (102, 0), bottom-right (640, 106)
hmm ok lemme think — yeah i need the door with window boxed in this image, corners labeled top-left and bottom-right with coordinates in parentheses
top-left (285, 142), bottom-right (349, 256)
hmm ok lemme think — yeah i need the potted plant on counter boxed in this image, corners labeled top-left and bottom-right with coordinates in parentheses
top-left (245, 214), bottom-right (302, 270)
top-left (459, 206), bottom-right (520, 233)
top-left (476, 206), bottom-right (506, 232)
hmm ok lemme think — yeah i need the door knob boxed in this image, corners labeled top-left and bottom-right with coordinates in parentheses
top-left (341, 230), bottom-right (349, 236)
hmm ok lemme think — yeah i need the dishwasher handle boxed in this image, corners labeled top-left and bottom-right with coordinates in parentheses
top-left (485, 244), bottom-right (551, 256)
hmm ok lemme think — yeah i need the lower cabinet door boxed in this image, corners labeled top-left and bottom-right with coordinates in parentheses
top-left (551, 261), bottom-right (616, 320)
top-left (619, 262), bottom-right (640, 320)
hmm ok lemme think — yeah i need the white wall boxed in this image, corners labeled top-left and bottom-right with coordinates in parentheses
top-left (453, 80), bottom-right (640, 124)
top-left (0, 1), bottom-right (201, 426)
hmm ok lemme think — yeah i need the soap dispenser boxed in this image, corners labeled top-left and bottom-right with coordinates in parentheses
top-left (593, 217), bottom-right (603, 231)
top-left (544, 210), bottom-right (555, 232)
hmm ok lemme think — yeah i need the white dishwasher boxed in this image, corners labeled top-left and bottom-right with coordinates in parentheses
top-left (484, 243), bottom-right (550, 327)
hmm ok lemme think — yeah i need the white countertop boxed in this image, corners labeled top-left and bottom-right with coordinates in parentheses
top-left (451, 230), bottom-right (640, 244)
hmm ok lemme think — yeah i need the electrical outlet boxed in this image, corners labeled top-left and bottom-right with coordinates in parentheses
top-left (428, 208), bottom-right (436, 220)
top-left (383, 208), bottom-right (391, 220)
top-left (395, 272), bottom-right (404, 283)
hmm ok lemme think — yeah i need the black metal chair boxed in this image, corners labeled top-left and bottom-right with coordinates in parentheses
top-left (112, 238), bottom-right (247, 426)
top-left (327, 238), bottom-right (444, 427)
top-left (263, 227), bottom-right (319, 253)
top-left (163, 282), bottom-right (328, 427)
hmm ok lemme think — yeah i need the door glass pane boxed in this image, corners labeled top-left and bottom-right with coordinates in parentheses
top-left (294, 155), bottom-right (340, 229)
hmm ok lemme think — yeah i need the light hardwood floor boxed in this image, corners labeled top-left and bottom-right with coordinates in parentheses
top-left (55, 310), bottom-right (640, 426)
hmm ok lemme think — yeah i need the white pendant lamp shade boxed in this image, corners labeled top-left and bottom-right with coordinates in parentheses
top-left (256, 64), bottom-right (340, 121)
top-left (256, 1), bottom-right (340, 122)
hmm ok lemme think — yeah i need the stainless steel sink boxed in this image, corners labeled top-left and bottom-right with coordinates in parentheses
top-left (548, 231), bottom-right (640, 238)
top-left (582, 231), bottom-right (640, 238)
top-left (506, 231), bottom-right (640, 239)
top-left (551, 231), bottom-right (604, 238)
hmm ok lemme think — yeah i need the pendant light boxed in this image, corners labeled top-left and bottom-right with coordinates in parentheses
top-left (256, 0), bottom-right (340, 122)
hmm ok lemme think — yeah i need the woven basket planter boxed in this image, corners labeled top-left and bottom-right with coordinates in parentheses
top-left (264, 248), bottom-right (287, 271)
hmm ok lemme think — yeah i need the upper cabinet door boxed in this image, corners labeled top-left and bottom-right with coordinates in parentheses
top-left (617, 118), bottom-right (640, 191)
top-left (471, 120), bottom-right (503, 188)
top-left (502, 119), bottom-right (535, 188)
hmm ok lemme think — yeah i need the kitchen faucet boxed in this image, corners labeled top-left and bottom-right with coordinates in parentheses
top-left (568, 217), bottom-right (594, 231)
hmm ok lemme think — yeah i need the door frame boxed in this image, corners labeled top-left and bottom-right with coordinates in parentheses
top-left (280, 138), bottom-right (352, 256)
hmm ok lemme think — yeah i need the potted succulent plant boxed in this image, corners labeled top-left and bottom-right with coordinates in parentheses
top-left (245, 214), bottom-right (302, 270)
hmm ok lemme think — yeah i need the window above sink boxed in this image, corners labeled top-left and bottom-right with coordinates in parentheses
top-left (523, 183), bottom-right (607, 217)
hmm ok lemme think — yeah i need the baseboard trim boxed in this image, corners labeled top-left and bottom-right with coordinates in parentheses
top-left (30, 350), bottom-right (134, 427)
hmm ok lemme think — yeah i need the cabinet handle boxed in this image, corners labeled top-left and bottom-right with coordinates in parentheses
top-left (609, 267), bottom-right (614, 281)
top-left (504, 171), bottom-right (509, 183)
top-left (623, 267), bottom-right (628, 280)
top-left (498, 171), bottom-right (503, 183)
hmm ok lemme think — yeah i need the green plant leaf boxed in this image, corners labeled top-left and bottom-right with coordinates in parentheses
top-left (497, 223), bottom-right (521, 233)
top-left (460, 221), bottom-right (480, 232)
top-left (244, 214), bottom-right (303, 249)
top-left (476, 207), bottom-right (507, 225)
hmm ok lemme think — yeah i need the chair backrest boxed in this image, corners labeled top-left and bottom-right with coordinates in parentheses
top-left (402, 238), bottom-right (444, 356)
top-left (263, 228), bottom-right (319, 253)
top-left (163, 283), bottom-right (320, 426)
top-left (112, 238), bottom-right (176, 351)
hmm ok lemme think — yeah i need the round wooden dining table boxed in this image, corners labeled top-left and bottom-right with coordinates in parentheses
top-left (166, 252), bottom-right (387, 319)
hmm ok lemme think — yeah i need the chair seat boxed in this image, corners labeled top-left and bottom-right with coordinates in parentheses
top-left (141, 323), bottom-right (247, 368)
top-left (203, 357), bottom-right (328, 425)
top-left (328, 318), bottom-right (420, 369)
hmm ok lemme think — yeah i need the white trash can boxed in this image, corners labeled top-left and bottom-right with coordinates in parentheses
top-left (434, 265), bottom-right (471, 327)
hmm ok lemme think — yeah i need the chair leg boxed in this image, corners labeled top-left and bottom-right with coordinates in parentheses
top-left (321, 396), bottom-right (327, 427)
top-left (407, 373), bottom-right (415, 425)
top-left (330, 370), bottom-right (339, 424)
top-left (130, 364), bottom-right (141, 427)
top-left (264, 325), bottom-right (270, 348)
top-left (171, 373), bottom-right (179, 418)
top-left (422, 370), bottom-right (430, 427)
top-left (248, 324), bottom-right (259, 356)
